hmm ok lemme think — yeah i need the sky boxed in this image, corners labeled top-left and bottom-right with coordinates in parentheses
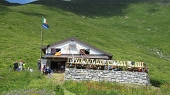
top-left (6, 0), bottom-right (37, 4)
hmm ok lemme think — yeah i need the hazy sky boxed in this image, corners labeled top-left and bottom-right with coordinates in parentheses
top-left (6, 0), bottom-right (37, 4)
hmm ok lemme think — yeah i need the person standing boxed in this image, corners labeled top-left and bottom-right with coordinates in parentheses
top-left (42, 65), bottom-right (46, 75)
top-left (22, 62), bottom-right (26, 71)
top-left (19, 60), bottom-right (23, 71)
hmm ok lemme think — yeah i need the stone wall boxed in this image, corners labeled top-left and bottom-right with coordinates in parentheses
top-left (64, 68), bottom-right (150, 85)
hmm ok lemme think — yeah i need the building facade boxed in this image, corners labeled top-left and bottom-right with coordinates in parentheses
top-left (41, 37), bottom-right (112, 73)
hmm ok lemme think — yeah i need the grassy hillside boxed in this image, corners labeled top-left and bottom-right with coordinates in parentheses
top-left (0, 0), bottom-right (170, 94)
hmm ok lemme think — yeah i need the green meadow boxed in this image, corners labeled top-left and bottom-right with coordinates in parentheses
top-left (0, 0), bottom-right (170, 94)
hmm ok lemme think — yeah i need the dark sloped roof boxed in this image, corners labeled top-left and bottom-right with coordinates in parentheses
top-left (42, 54), bottom-right (109, 59)
top-left (41, 37), bottom-right (113, 59)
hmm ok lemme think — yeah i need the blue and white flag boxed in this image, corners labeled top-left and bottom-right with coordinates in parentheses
top-left (42, 18), bottom-right (49, 29)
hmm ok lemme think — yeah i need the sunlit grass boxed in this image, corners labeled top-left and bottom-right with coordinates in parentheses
top-left (0, 0), bottom-right (170, 94)
top-left (63, 81), bottom-right (167, 95)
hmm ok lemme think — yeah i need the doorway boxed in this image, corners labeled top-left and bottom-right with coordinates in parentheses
top-left (51, 61), bottom-right (66, 73)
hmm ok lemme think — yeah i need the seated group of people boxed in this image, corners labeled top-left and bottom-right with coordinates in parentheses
top-left (13, 60), bottom-right (26, 71)
top-left (42, 65), bottom-right (52, 75)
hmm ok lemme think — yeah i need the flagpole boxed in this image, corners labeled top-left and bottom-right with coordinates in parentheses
top-left (40, 27), bottom-right (43, 59)
top-left (40, 17), bottom-right (48, 59)
top-left (39, 19), bottom-right (44, 71)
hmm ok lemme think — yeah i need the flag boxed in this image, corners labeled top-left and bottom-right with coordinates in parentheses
top-left (42, 23), bottom-right (49, 29)
top-left (42, 18), bottom-right (49, 29)
top-left (42, 18), bottom-right (47, 24)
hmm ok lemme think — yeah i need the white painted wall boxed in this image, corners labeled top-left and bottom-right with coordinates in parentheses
top-left (45, 41), bottom-right (103, 55)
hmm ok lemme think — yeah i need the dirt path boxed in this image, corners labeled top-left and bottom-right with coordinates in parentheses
top-left (48, 73), bottom-right (65, 85)
top-left (47, 73), bottom-right (76, 95)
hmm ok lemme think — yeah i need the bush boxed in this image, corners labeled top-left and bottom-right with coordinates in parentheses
top-left (55, 85), bottom-right (64, 95)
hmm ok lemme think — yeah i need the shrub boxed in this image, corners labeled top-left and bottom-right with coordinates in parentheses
top-left (55, 85), bottom-right (64, 95)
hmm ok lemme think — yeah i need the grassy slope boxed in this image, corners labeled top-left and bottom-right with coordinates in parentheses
top-left (0, 0), bottom-right (170, 92)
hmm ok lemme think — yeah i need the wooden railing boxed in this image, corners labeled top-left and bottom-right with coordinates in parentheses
top-left (66, 58), bottom-right (148, 73)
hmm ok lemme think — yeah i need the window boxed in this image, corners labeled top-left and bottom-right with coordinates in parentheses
top-left (56, 48), bottom-right (61, 52)
top-left (80, 49), bottom-right (90, 54)
top-left (51, 48), bottom-right (61, 55)
top-left (85, 49), bottom-right (90, 54)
